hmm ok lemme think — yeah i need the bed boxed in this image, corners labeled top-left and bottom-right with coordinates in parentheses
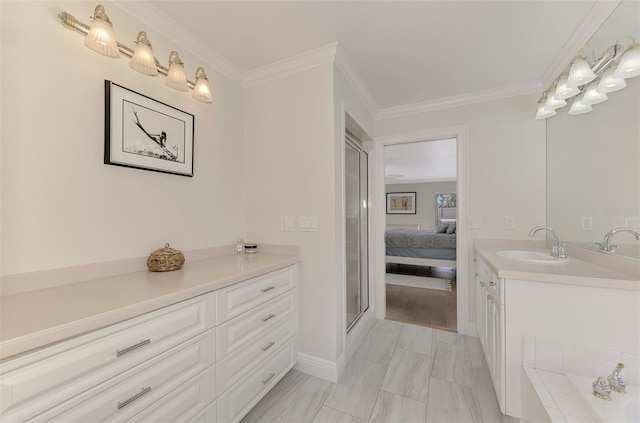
top-left (385, 223), bottom-right (457, 268)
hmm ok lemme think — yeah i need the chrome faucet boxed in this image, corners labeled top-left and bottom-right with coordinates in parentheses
top-left (529, 226), bottom-right (567, 259)
top-left (598, 228), bottom-right (640, 252)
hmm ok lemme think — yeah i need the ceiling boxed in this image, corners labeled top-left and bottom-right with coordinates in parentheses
top-left (146, 0), bottom-right (602, 111)
top-left (385, 139), bottom-right (457, 184)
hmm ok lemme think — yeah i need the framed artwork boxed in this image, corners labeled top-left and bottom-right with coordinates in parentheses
top-left (386, 192), bottom-right (416, 214)
top-left (104, 80), bottom-right (194, 177)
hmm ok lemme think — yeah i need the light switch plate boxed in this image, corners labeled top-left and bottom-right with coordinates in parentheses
top-left (280, 216), bottom-right (294, 231)
top-left (299, 216), bottom-right (318, 232)
top-left (469, 216), bottom-right (483, 229)
top-left (625, 216), bottom-right (640, 229)
top-left (581, 216), bottom-right (593, 231)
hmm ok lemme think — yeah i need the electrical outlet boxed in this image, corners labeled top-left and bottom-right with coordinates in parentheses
top-left (505, 216), bottom-right (516, 229)
top-left (581, 216), bottom-right (593, 231)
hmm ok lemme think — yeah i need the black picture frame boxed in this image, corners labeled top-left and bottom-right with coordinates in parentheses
top-left (386, 192), bottom-right (417, 214)
top-left (105, 80), bottom-right (194, 177)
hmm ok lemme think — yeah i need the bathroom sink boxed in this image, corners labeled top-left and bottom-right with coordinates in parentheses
top-left (496, 250), bottom-right (569, 264)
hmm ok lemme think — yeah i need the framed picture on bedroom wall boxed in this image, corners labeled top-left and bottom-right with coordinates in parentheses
top-left (386, 192), bottom-right (416, 214)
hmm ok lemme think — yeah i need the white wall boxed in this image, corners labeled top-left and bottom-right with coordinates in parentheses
top-left (386, 181), bottom-right (456, 229)
top-left (0, 1), bottom-right (246, 275)
top-left (244, 64), bottom-right (337, 362)
top-left (376, 94), bottom-right (547, 322)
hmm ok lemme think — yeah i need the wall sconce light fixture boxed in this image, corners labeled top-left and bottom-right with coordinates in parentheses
top-left (192, 67), bottom-right (213, 103)
top-left (83, 4), bottom-right (119, 58)
top-left (59, 4), bottom-right (212, 104)
top-left (535, 36), bottom-right (640, 119)
top-left (165, 51), bottom-right (189, 91)
top-left (129, 31), bottom-right (158, 76)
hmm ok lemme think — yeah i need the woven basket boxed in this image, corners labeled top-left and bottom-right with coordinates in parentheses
top-left (147, 243), bottom-right (185, 272)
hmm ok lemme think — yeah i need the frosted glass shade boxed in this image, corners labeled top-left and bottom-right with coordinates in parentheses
top-left (598, 67), bottom-right (627, 93)
top-left (582, 81), bottom-right (607, 105)
top-left (613, 43), bottom-right (640, 79)
top-left (567, 57), bottom-right (596, 88)
top-left (165, 52), bottom-right (189, 91)
top-left (535, 104), bottom-right (556, 120)
top-left (545, 91), bottom-right (567, 110)
top-left (84, 14), bottom-right (119, 57)
top-left (568, 95), bottom-right (593, 115)
top-left (192, 67), bottom-right (213, 103)
top-left (555, 75), bottom-right (580, 100)
top-left (129, 32), bottom-right (158, 76)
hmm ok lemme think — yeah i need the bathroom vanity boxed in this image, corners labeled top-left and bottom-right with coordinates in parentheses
top-left (474, 239), bottom-right (639, 419)
top-left (0, 248), bottom-right (300, 422)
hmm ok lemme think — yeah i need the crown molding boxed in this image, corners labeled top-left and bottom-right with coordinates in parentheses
top-left (334, 44), bottom-right (379, 118)
top-left (243, 42), bottom-right (338, 87)
top-left (112, 1), bottom-right (245, 86)
top-left (377, 80), bottom-right (543, 120)
top-left (540, 0), bottom-right (621, 89)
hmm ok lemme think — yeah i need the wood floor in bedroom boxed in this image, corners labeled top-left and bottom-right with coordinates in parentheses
top-left (385, 264), bottom-right (457, 332)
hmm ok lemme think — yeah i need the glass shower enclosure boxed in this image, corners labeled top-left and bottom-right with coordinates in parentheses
top-left (345, 135), bottom-right (369, 331)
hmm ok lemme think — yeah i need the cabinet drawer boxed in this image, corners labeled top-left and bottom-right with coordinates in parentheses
top-left (216, 267), bottom-right (294, 323)
top-left (216, 292), bottom-right (295, 360)
top-left (216, 315), bottom-right (295, 393)
top-left (191, 400), bottom-right (216, 423)
top-left (216, 340), bottom-right (295, 423)
top-left (128, 365), bottom-right (215, 423)
top-left (28, 330), bottom-right (216, 423)
top-left (0, 293), bottom-right (215, 421)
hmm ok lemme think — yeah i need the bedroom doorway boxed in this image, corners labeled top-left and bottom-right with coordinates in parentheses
top-left (383, 138), bottom-right (458, 331)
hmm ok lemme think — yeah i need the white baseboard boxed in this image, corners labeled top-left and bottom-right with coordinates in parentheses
top-left (294, 353), bottom-right (338, 382)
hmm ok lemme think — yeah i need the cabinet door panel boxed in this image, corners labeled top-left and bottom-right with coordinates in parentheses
top-left (216, 267), bottom-right (294, 323)
top-left (0, 295), bottom-right (215, 421)
top-left (216, 341), bottom-right (295, 423)
top-left (30, 330), bottom-right (215, 423)
top-left (128, 366), bottom-right (215, 423)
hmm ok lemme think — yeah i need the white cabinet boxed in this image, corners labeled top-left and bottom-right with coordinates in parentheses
top-left (474, 257), bottom-right (505, 413)
top-left (0, 263), bottom-right (298, 423)
top-left (215, 267), bottom-right (297, 423)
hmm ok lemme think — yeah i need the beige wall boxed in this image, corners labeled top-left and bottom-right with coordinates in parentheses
top-left (1, 1), bottom-right (246, 275)
top-left (376, 94), bottom-right (547, 323)
top-left (244, 64), bottom-right (337, 362)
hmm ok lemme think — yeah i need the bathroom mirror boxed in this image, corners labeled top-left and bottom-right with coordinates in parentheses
top-left (546, 0), bottom-right (640, 260)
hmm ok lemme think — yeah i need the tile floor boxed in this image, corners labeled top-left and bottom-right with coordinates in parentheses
top-left (241, 319), bottom-right (519, 423)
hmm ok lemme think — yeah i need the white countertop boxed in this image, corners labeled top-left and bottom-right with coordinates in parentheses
top-left (474, 239), bottom-right (639, 291)
top-left (0, 251), bottom-right (300, 360)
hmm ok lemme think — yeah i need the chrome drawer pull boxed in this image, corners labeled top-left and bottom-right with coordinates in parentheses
top-left (261, 372), bottom-right (276, 385)
top-left (489, 281), bottom-right (495, 286)
top-left (117, 386), bottom-right (151, 410)
top-left (116, 339), bottom-right (151, 357)
top-left (487, 295), bottom-right (492, 300)
top-left (261, 313), bottom-right (276, 322)
top-left (261, 341), bottom-right (276, 352)
top-left (261, 286), bottom-right (275, 293)
top-left (479, 282), bottom-right (485, 287)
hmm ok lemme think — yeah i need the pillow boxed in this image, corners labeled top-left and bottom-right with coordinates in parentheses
top-left (436, 224), bottom-right (448, 234)
top-left (446, 222), bottom-right (457, 234)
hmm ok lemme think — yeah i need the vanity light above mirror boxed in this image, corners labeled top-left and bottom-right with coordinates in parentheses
top-left (535, 36), bottom-right (640, 119)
